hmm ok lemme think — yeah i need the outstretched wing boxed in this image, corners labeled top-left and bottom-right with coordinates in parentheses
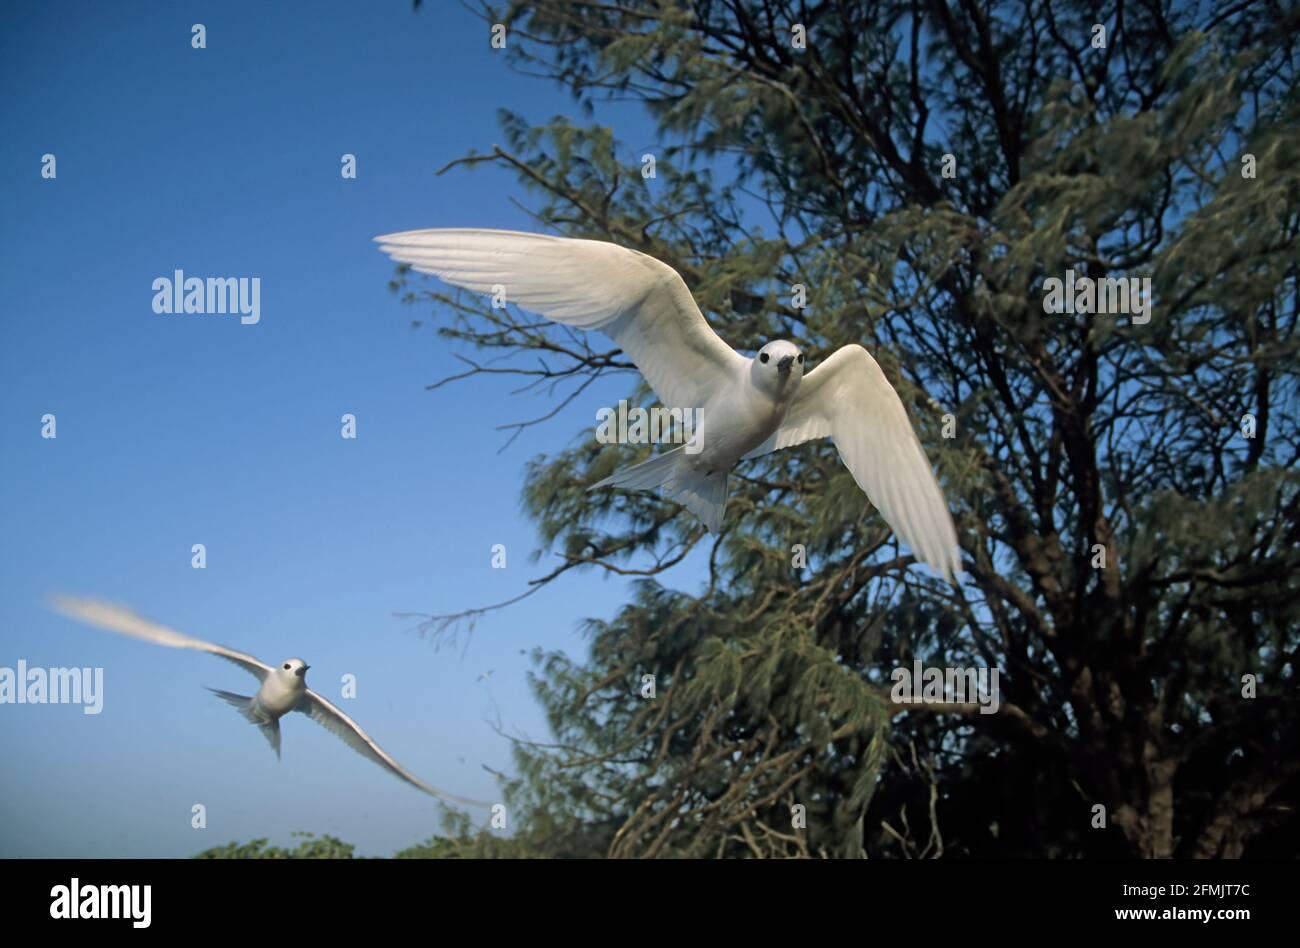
top-left (50, 595), bottom-right (271, 682)
top-left (373, 228), bottom-right (746, 410)
top-left (745, 345), bottom-right (962, 582)
top-left (297, 689), bottom-right (491, 809)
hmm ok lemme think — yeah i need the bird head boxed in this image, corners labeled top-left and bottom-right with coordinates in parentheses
top-left (277, 657), bottom-right (310, 684)
top-left (751, 340), bottom-right (805, 395)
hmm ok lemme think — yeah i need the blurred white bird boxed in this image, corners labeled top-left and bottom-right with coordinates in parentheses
top-left (375, 228), bottom-right (962, 582)
top-left (51, 596), bottom-right (488, 808)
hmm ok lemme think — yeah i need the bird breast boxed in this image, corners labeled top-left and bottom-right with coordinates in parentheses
top-left (695, 379), bottom-right (793, 469)
top-left (257, 676), bottom-right (306, 717)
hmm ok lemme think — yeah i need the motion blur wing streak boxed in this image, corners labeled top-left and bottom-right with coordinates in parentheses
top-left (50, 596), bottom-right (271, 682)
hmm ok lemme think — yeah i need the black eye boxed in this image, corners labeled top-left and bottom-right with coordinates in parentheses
top-left (760, 353), bottom-right (770, 363)
top-left (797, 355), bottom-right (804, 364)
top-left (284, 663), bottom-right (291, 670)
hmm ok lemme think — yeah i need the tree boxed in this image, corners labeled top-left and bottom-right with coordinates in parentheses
top-left (396, 0), bottom-right (1299, 858)
top-left (194, 832), bottom-right (357, 859)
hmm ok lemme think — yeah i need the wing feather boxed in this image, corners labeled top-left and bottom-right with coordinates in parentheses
top-left (374, 228), bottom-right (746, 410)
top-left (745, 345), bottom-right (962, 582)
top-left (298, 690), bottom-right (490, 809)
top-left (50, 596), bottom-right (270, 682)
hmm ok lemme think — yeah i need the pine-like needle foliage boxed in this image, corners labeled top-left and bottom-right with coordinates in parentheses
top-left (394, 0), bottom-right (1299, 858)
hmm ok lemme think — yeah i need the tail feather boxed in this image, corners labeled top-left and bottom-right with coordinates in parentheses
top-left (591, 445), bottom-right (687, 492)
top-left (591, 446), bottom-right (729, 533)
top-left (208, 688), bottom-right (281, 759)
top-left (665, 469), bottom-right (729, 533)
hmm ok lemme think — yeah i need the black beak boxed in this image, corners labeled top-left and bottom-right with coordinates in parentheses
top-left (296, 665), bottom-right (309, 677)
top-left (777, 355), bottom-right (795, 374)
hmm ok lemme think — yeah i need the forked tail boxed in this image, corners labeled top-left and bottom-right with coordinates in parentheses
top-left (590, 445), bottom-right (729, 533)
top-left (208, 687), bottom-right (281, 759)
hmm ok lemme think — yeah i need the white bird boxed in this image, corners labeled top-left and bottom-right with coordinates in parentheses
top-left (375, 228), bottom-right (962, 582)
top-left (50, 596), bottom-right (488, 808)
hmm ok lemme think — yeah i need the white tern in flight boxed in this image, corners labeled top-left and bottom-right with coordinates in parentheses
top-left (51, 596), bottom-right (488, 807)
top-left (375, 228), bottom-right (962, 582)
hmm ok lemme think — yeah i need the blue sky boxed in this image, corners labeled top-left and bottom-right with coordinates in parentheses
top-left (0, 0), bottom-right (684, 857)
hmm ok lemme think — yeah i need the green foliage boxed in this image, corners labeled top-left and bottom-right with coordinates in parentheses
top-left (193, 832), bottom-right (356, 859)
top-left (391, 1), bottom-right (1299, 857)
